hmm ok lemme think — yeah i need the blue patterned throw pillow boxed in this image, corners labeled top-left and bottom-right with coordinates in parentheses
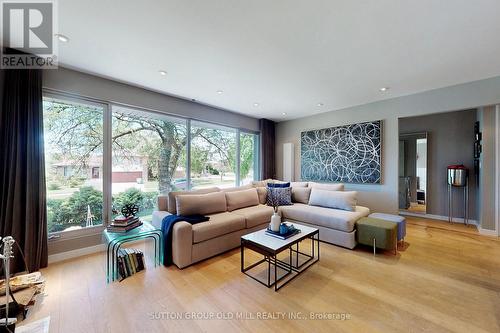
top-left (266, 187), bottom-right (293, 207)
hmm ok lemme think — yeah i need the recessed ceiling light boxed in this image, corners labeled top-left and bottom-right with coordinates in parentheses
top-left (253, 103), bottom-right (260, 107)
top-left (216, 90), bottom-right (223, 94)
top-left (317, 103), bottom-right (324, 107)
top-left (379, 87), bottom-right (390, 92)
top-left (159, 70), bottom-right (167, 76)
top-left (55, 34), bottom-right (69, 43)
top-left (282, 112), bottom-right (287, 116)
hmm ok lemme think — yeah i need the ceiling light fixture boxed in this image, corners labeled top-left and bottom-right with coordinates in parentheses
top-left (159, 70), bottom-right (167, 76)
top-left (379, 87), bottom-right (390, 92)
top-left (317, 103), bottom-right (324, 107)
top-left (282, 112), bottom-right (287, 116)
top-left (253, 103), bottom-right (260, 107)
top-left (216, 90), bottom-right (223, 94)
top-left (55, 34), bottom-right (69, 42)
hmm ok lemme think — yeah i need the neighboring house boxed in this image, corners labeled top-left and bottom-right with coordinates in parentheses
top-left (52, 154), bottom-right (149, 183)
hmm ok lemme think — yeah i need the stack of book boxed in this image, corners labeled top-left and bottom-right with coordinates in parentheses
top-left (117, 248), bottom-right (145, 280)
top-left (107, 215), bottom-right (142, 233)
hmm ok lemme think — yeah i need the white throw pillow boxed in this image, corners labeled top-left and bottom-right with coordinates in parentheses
top-left (292, 187), bottom-right (311, 204)
top-left (308, 188), bottom-right (357, 211)
top-left (290, 181), bottom-right (309, 188)
top-left (309, 182), bottom-right (344, 191)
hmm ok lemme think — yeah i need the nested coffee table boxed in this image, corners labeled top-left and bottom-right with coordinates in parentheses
top-left (103, 221), bottom-right (163, 283)
top-left (241, 223), bottom-right (319, 291)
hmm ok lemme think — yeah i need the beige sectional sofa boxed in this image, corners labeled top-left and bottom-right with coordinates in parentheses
top-left (152, 180), bottom-right (370, 268)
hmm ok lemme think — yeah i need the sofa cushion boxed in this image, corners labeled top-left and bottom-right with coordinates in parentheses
top-left (292, 187), bottom-right (311, 204)
top-left (309, 182), bottom-right (344, 191)
top-left (167, 187), bottom-right (219, 214)
top-left (221, 184), bottom-right (253, 193)
top-left (256, 187), bottom-right (268, 204)
top-left (176, 192), bottom-right (227, 216)
top-left (290, 181), bottom-right (309, 188)
top-left (309, 188), bottom-right (357, 211)
top-left (225, 188), bottom-right (260, 212)
top-left (232, 204), bottom-right (274, 228)
top-left (251, 179), bottom-right (273, 187)
top-left (192, 212), bottom-right (246, 243)
top-left (280, 203), bottom-right (370, 232)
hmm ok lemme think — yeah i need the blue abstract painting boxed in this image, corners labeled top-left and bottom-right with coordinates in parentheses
top-left (301, 121), bottom-right (382, 184)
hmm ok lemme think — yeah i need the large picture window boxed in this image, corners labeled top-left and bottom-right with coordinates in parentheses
top-left (111, 106), bottom-right (187, 223)
top-left (240, 132), bottom-right (259, 185)
top-left (43, 97), bottom-right (105, 233)
top-left (43, 95), bottom-right (259, 235)
top-left (190, 121), bottom-right (237, 189)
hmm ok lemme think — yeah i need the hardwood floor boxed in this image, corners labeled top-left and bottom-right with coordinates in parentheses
top-left (21, 217), bottom-right (500, 333)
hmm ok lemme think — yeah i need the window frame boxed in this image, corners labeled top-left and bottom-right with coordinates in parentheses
top-left (43, 92), bottom-right (111, 241)
top-left (189, 120), bottom-right (239, 189)
top-left (43, 91), bottom-right (260, 240)
top-left (239, 130), bottom-right (260, 185)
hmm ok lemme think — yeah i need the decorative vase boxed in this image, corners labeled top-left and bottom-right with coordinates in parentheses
top-left (270, 212), bottom-right (281, 232)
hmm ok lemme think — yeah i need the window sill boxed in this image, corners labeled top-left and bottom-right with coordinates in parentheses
top-left (48, 225), bottom-right (105, 242)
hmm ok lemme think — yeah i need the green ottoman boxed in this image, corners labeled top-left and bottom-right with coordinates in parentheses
top-left (356, 217), bottom-right (398, 255)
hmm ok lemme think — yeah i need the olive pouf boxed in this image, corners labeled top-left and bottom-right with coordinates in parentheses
top-left (356, 217), bottom-right (398, 255)
top-left (368, 213), bottom-right (406, 243)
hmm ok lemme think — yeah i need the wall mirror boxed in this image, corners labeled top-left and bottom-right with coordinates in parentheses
top-left (399, 132), bottom-right (428, 214)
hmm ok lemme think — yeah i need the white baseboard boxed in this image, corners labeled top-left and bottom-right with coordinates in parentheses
top-left (399, 211), bottom-right (479, 225)
top-left (48, 244), bottom-right (105, 264)
top-left (478, 227), bottom-right (499, 237)
top-left (47, 237), bottom-right (154, 264)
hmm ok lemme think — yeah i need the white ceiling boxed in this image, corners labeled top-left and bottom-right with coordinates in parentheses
top-left (56, 0), bottom-right (500, 121)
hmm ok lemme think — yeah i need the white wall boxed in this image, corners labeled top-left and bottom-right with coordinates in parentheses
top-left (276, 75), bottom-right (500, 228)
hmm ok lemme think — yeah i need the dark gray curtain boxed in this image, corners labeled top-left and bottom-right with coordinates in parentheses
top-left (0, 67), bottom-right (48, 273)
top-left (259, 118), bottom-right (276, 180)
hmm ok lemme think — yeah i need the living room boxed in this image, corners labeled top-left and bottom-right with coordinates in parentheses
top-left (1, 1), bottom-right (500, 332)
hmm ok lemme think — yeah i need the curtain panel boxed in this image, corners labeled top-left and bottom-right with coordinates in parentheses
top-left (0, 67), bottom-right (48, 273)
top-left (259, 118), bottom-right (276, 180)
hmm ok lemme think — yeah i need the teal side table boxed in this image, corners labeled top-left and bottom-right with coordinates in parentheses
top-left (104, 221), bottom-right (163, 282)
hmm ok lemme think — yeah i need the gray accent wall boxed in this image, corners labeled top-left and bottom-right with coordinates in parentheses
top-left (478, 106), bottom-right (497, 231)
top-left (399, 133), bottom-right (425, 206)
top-left (399, 110), bottom-right (477, 220)
top-left (43, 67), bottom-right (260, 132)
top-left (276, 75), bottom-right (500, 230)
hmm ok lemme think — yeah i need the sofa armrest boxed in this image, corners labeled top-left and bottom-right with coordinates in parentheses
top-left (172, 221), bottom-right (193, 269)
top-left (157, 195), bottom-right (169, 212)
